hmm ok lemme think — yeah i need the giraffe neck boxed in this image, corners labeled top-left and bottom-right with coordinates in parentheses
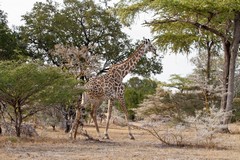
top-left (108, 43), bottom-right (146, 80)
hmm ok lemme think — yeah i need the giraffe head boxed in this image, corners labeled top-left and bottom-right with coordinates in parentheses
top-left (142, 38), bottom-right (157, 54)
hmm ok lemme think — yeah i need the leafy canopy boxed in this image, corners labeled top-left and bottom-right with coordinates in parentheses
top-left (19, 0), bottom-right (162, 77)
top-left (0, 61), bottom-right (81, 107)
top-left (116, 0), bottom-right (240, 53)
top-left (20, 0), bottom-right (130, 66)
top-left (0, 10), bottom-right (28, 60)
top-left (125, 77), bottom-right (157, 109)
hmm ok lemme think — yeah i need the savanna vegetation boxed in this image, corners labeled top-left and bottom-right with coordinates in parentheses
top-left (0, 0), bottom-right (240, 159)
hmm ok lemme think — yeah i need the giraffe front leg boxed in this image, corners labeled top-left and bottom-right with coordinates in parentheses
top-left (104, 99), bottom-right (112, 139)
top-left (118, 97), bottom-right (135, 140)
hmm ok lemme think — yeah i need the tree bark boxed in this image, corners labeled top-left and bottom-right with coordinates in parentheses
top-left (220, 41), bottom-right (231, 111)
top-left (223, 12), bottom-right (240, 126)
top-left (204, 40), bottom-right (214, 112)
top-left (14, 102), bottom-right (23, 137)
top-left (52, 125), bottom-right (56, 131)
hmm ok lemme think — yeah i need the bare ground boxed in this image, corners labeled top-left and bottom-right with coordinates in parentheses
top-left (0, 124), bottom-right (240, 160)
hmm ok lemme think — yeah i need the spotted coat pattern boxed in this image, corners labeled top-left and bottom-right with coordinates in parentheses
top-left (69, 39), bottom-right (156, 139)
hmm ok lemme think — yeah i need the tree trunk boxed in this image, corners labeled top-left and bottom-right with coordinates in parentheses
top-left (220, 41), bottom-right (231, 111)
top-left (204, 40), bottom-right (214, 112)
top-left (14, 102), bottom-right (23, 137)
top-left (62, 105), bottom-right (75, 133)
top-left (223, 12), bottom-right (240, 126)
top-left (52, 125), bottom-right (56, 131)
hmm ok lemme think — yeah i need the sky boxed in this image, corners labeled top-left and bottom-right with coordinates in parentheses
top-left (0, 0), bottom-right (194, 82)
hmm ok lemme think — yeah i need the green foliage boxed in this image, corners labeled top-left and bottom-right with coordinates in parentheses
top-left (137, 86), bottom-right (204, 122)
top-left (20, 0), bottom-right (129, 65)
top-left (0, 60), bottom-right (81, 107)
top-left (0, 10), bottom-right (14, 60)
top-left (19, 0), bottom-right (162, 76)
top-left (0, 10), bottom-right (28, 60)
top-left (124, 77), bottom-right (157, 119)
top-left (117, 0), bottom-right (200, 53)
top-left (131, 48), bottom-right (163, 77)
top-left (116, 0), bottom-right (240, 53)
top-left (0, 60), bottom-right (81, 136)
top-left (117, 0), bottom-right (240, 125)
top-left (171, 92), bottom-right (204, 116)
top-left (161, 74), bottom-right (196, 93)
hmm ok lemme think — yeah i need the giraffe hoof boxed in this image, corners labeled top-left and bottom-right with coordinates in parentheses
top-left (103, 134), bottom-right (110, 139)
top-left (129, 134), bottom-right (135, 140)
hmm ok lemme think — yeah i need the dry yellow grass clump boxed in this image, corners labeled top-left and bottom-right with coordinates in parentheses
top-left (0, 124), bottom-right (240, 160)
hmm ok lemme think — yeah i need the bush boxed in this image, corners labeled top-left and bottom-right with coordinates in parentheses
top-left (132, 107), bottom-right (231, 148)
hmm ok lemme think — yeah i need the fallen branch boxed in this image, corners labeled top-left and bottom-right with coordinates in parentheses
top-left (129, 122), bottom-right (181, 146)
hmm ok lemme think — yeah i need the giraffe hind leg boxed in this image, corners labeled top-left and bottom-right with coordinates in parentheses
top-left (90, 103), bottom-right (102, 140)
top-left (104, 99), bottom-right (112, 139)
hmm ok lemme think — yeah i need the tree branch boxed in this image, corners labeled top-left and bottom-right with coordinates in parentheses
top-left (22, 107), bottom-right (45, 120)
top-left (144, 18), bottom-right (226, 39)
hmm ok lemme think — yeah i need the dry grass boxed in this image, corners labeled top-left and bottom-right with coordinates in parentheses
top-left (0, 123), bottom-right (240, 160)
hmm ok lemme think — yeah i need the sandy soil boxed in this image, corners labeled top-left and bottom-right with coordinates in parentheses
top-left (0, 124), bottom-right (240, 160)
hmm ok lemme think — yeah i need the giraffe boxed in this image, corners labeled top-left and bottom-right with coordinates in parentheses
top-left (69, 38), bottom-right (156, 140)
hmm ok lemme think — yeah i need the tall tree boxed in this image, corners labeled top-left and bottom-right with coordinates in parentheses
top-left (117, 0), bottom-right (240, 130)
top-left (0, 10), bottom-right (28, 60)
top-left (20, 0), bottom-right (162, 76)
top-left (20, 0), bottom-right (129, 66)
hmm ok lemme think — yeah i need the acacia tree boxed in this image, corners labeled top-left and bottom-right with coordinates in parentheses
top-left (0, 61), bottom-right (81, 137)
top-left (162, 74), bottom-right (196, 93)
top-left (117, 0), bottom-right (240, 130)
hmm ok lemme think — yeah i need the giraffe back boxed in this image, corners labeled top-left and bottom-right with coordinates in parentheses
top-left (85, 73), bottom-right (123, 101)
